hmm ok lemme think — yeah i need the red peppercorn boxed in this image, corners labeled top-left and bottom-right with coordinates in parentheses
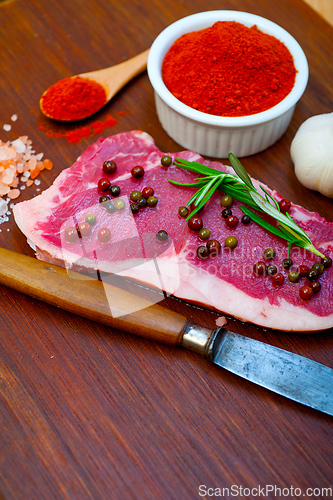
top-left (103, 160), bottom-right (117, 175)
top-left (253, 261), bottom-right (266, 276)
top-left (297, 264), bottom-right (309, 277)
top-left (64, 227), bottom-right (79, 243)
top-left (78, 222), bottom-right (91, 238)
top-left (98, 178), bottom-right (111, 192)
top-left (299, 285), bottom-right (313, 301)
top-left (225, 215), bottom-right (239, 228)
top-left (142, 186), bottom-right (154, 199)
top-left (131, 166), bottom-right (145, 179)
top-left (98, 228), bottom-right (111, 244)
top-left (206, 239), bottom-right (221, 256)
top-left (272, 272), bottom-right (284, 286)
top-left (309, 281), bottom-right (321, 294)
top-left (188, 216), bottom-right (203, 231)
top-left (278, 198), bottom-right (291, 213)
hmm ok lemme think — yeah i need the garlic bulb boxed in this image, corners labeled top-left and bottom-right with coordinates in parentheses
top-left (290, 112), bottom-right (333, 198)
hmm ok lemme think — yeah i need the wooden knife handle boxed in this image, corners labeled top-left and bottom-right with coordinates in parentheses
top-left (0, 248), bottom-right (188, 346)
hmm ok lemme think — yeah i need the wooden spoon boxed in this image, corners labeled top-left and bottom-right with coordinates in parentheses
top-left (40, 48), bottom-right (150, 121)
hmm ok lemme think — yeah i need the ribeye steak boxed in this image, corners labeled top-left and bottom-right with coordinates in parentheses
top-left (13, 131), bottom-right (333, 332)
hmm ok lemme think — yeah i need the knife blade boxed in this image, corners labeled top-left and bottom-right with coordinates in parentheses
top-left (0, 247), bottom-right (332, 416)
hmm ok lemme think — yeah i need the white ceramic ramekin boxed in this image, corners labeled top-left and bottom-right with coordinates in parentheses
top-left (147, 11), bottom-right (309, 158)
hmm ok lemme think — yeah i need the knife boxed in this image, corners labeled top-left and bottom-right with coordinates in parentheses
top-left (0, 247), bottom-right (332, 416)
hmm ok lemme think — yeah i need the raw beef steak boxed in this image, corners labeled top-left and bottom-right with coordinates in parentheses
top-left (13, 131), bottom-right (333, 332)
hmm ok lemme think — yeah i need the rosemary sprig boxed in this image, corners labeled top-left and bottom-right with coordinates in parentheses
top-left (170, 154), bottom-right (325, 259)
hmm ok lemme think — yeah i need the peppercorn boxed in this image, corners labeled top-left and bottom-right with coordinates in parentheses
top-left (321, 256), bottom-right (332, 268)
top-left (198, 228), bottom-right (211, 240)
top-left (220, 194), bottom-right (233, 207)
top-left (130, 203), bottom-right (140, 214)
top-left (98, 178), bottom-right (111, 192)
top-left (156, 230), bottom-right (168, 242)
top-left (306, 269), bottom-right (319, 281)
top-left (224, 236), bottom-right (238, 249)
top-left (130, 190), bottom-right (142, 202)
top-left (311, 262), bottom-right (324, 275)
top-left (267, 264), bottom-right (277, 277)
top-left (106, 202), bottom-right (115, 214)
top-left (78, 222), bottom-right (91, 238)
top-left (138, 197), bottom-right (147, 209)
top-left (241, 214), bottom-right (251, 225)
top-left (225, 215), bottom-right (239, 228)
top-left (109, 185), bottom-right (121, 197)
top-left (188, 216), bottom-right (203, 231)
top-left (161, 155), bottom-right (172, 167)
top-left (99, 195), bottom-right (111, 206)
top-left (272, 273), bottom-right (284, 286)
top-left (142, 187), bottom-right (154, 199)
top-left (98, 228), bottom-right (111, 243)
top-left (114, 199), bottom-right (125, 211)
top-left (197, 246), bottom-right (209, 260)
top-left (264, 248), bottom-right (275, 260)
top-left (178, 206), bottom-right (189, 217)
top-left (288, 270), bottom-right (300, 283)
top-left (85, 214), bottom-right (97, 226)
top-left (222, 208), bottom-right (232, 219)
top-left (253, 261), bottom-right (266, 276)
top-left (309, 281), bottom-right (321, 294)
top-left (147, 196), bottom-right (158, 207)
top-left (299, 285), bottom-right (313, 300)
top-left (65, 227), bottom-right (79, 243)
top-left (131, 165), bottom-right (145, 179)
top-left (278, 199), bottom-right (291, 213)
top-left (282, 258), bottom-right (293, 269)
top-left (206, 239), bottom-right (221, 256)
top-left (297, 264), bottom-right (309, 277)
top-left (103, 160), bottom-right (117, 175)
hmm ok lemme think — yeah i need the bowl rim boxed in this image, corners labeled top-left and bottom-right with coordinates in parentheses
top-left (147, 10), bottom-right (309, 128)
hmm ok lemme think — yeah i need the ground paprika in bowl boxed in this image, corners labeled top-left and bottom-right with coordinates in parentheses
top-left (147, 11), bottom-right (308, 158)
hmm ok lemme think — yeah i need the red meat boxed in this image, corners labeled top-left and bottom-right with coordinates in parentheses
top-left (13, 131), bottom-right (333, 332)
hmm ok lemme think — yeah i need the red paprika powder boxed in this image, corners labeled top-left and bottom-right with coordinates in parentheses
top-left (162, 21), bottom-right (296, 117)
top-left (40, 76), bottom-right (107, 121)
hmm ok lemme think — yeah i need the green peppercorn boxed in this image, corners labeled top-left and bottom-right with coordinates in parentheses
top-left (288, 270), bottom-right (300, 283)
top-left (311, 262), bottom-right (324, 275)
top-left (114, 199), bottom-right (125, 210)
top-left (220, 194), bottom-right (233, 207)
top-left (161, 155), bottom-right (172, 167)
top-left (147, 196), bottom-right (158, 207)
top-left (85, 214), bottom-right (97, 226)
top-left (130, 190), bottom-right (142, 202)
top-left (264, 248), bottom-right (275, 260)
top-left (178, 206), bottom-right (189, 217)
top-left (198, 228), bottom-right (211, 240)
top-left (224, 236), bottom-right (238, 249)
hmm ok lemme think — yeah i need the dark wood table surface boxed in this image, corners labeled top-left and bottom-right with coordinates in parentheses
top-left (0, 0), bottom-right (332, 499)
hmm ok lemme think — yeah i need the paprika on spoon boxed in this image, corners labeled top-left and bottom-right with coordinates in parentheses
top-left (40, 49), bottom-right (149, 121)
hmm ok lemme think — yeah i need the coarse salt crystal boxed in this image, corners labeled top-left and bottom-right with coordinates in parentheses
top-left (0, 198), bottom-right (8, 216)
top-left (11, 138), bottom-right (26, 154)
top-left (11, 114), bottom-right (18, 122)
top-left (3, 124), bottom-right (11, 132)
top-left (34, 179), bottom-right (41, 186)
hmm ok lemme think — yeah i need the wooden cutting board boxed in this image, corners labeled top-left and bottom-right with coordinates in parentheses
top-left (0, 0), bottom-right (332, 499)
